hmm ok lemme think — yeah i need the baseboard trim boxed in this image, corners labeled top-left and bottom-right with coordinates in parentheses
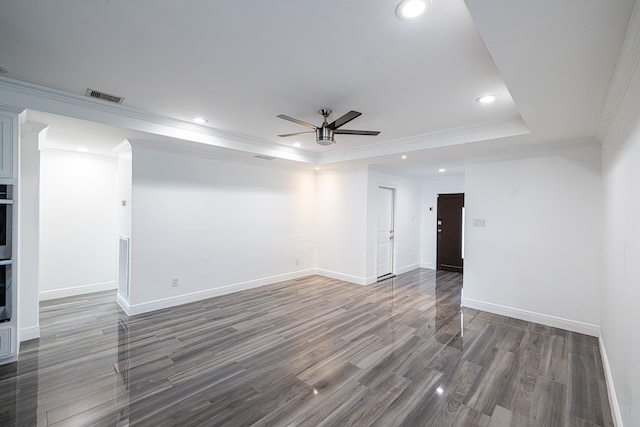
top-left (0, 354), bottom-right (17, 365)
top-left (313, 269), bottom-right (368, 286)
top-left (397, 263), bottom-right (422, 275)
top-left (19, 326), bottom-right (40, 342)
top-left (365, 275), bottom-right (378, 285)
top-left (116, 292), bottom-right (131, 316)
top-left (39, 281), bottom-right (118, 301)
top-left (116, 266), bottom-right (428, 317)
top-left (420, 262), bottom-right (435, 270)
top-left (125, 269), bottom-right (317, 316)
top-left (599, 332), bottom-right (623, 426)
top-left (461, 297), bottom-right (600, 337)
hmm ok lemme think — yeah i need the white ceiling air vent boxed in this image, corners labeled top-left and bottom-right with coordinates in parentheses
top-left (254, 155), bottom-right (276, 160)
top-left (85, 88), bottom-right (125, 104)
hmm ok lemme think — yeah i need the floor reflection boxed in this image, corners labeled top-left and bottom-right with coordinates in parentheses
top-left (435, 271), bottom-right (464, 350)
top-left (0, 270), bottom-right (612, 426)
top-left (380, 270), bottom-right (464, 351)
top-left (1, 270), bottom-right (471, 425)
top-left (0, 339), bottom-right (40, 425)
top-left (115, 318), bottom-right (130, 426)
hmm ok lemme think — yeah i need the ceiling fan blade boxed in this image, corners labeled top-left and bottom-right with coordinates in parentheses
top-left (278, 131), bottom-right (315, 137)
top-left (327, 110), bottom-right (361, 130)
top-left (277, 114), bottom-right (317, 129)
top-left (334, 129), bottom-right (380, 135)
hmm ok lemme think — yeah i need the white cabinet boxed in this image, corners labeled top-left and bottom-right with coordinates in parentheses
top-left (0, 328), bottom-right (11, 358)
top-left (0, 113), bottom-right (14, 178)
top-left (0, 106), bottom-right (20, 365)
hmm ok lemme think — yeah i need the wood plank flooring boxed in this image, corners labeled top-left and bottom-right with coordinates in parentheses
top-left (0, 269), bottom-right (613, 426)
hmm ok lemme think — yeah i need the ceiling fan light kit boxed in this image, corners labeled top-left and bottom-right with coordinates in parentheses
top-left (277, 108), bottom-right (380, 146)
top-left (316, 127), bottom-right (335, 146)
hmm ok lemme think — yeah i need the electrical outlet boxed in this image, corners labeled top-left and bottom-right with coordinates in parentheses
top-left (172, 277), bottom-right (180, 287)
top-left (295, 259), bottom-right (300, 266)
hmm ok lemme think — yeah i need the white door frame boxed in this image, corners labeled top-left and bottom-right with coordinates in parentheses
top-left (377, 186), bottom-right (396, 279)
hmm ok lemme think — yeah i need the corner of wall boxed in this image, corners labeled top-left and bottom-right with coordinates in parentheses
top-left (116, 292), bottom-right (131, 316)
top-left (598, 331), bottom-right (624, 427)
top-left (315, 268), bottom-right (370, 286)
top-left (19, 326), bottom-right (40, 342)
top-left (461, 296), bottom-right (600, 337)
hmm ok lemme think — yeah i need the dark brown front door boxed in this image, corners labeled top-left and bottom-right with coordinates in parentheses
top-left (437, 193), bottom-right (464, 272)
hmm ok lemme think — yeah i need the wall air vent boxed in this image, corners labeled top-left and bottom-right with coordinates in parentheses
top-left (254, 155), bottom-right (275, 161)
top-left (85, 88), bottom-right (125, 104)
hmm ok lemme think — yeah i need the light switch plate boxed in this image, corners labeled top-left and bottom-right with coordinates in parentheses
top-left (473, 218), bottom-right (486, 227)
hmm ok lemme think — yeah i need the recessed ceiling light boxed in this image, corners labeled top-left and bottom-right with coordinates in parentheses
top-left (438, 168), bottom-right (446, 172)
top-left (293, 142), bottom-right (302, 148)
top-left (476, 95), bottom-right (496, 104)
top-left (193, 117), bottom-right (207, 124)
top-left (402, 155), bottom-right (407, 159)
top-left (396, 0), bottom-right (430, 20)
top-left (76, 147), bottom-right (89, 153)
top-left (315, 166), bottom-right (320, 171)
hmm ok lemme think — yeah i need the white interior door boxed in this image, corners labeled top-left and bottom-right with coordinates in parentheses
top-left (377, 187), bottom-right (395, 278)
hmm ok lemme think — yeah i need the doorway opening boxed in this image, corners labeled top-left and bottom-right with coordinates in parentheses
top-left (436, 193), bottom-right (464, 273)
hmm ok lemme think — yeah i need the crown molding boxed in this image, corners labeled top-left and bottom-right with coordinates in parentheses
top-left (0, 103), bottom-right (25, 115)
top-left (0, 76), bottom-right (317, 164)
top-left (597, 0), bottom-right (640, 141)
top-left (464, 136), bottom-right (598, 165)
top-left (317, 117), bottom-right (529, 165)
top-left (127, 138), bottom-right (318, 174)
top-left (20, 121), bottom-right (48, 136)
top-left (368, 164), bottom-right (426, 181)
top-left (113, 139), bottom-right (132, 154)
top-left (0, 76), bottom-right (532, 168)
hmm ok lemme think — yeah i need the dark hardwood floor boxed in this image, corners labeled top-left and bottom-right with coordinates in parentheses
top-left (0, 269), bottom-right (613, 426)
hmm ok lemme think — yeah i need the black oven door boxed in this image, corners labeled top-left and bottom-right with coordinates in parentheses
top-left (0, 203), bottom-right (10, 261)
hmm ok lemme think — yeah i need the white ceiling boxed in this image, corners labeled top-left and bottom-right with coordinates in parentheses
top-left (0, 0), bottom-right (635, 176)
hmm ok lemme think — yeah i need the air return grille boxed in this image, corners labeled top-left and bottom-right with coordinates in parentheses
top-left (85, 88), bottom-right (125, 104)
top-left (118, 237), bottom-right (130, 299)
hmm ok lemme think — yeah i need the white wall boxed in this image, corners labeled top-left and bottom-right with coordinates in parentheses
top-left (116, 144), bottom-right (132, 305)
top-left (315, 167), bottom-right (369, 284)
top-left (463, 142), bottom-right (602, 335)
top-left (421, 175), bottom-right (465, 269)
top-left (128, 143), bottom-right (316, 313)
top-left (117, 147), bottom-right (132, 238)
top-left (601, 53), bottom-right (640, 426)
top-left (365, 167), bottom-right (423, 281)
top-left (18, 122), bottom-right (47, 341)
top-left (39, 149), bottom-right (118, 299)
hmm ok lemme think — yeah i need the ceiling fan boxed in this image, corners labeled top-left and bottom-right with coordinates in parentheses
top-left (277, 109), bottom-right (380, 146)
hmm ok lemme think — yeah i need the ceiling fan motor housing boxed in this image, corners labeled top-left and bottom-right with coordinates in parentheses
top-left (316, 127), bottom-right (335, 145)
top-left (277, 109), bottom-right (378, 145)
